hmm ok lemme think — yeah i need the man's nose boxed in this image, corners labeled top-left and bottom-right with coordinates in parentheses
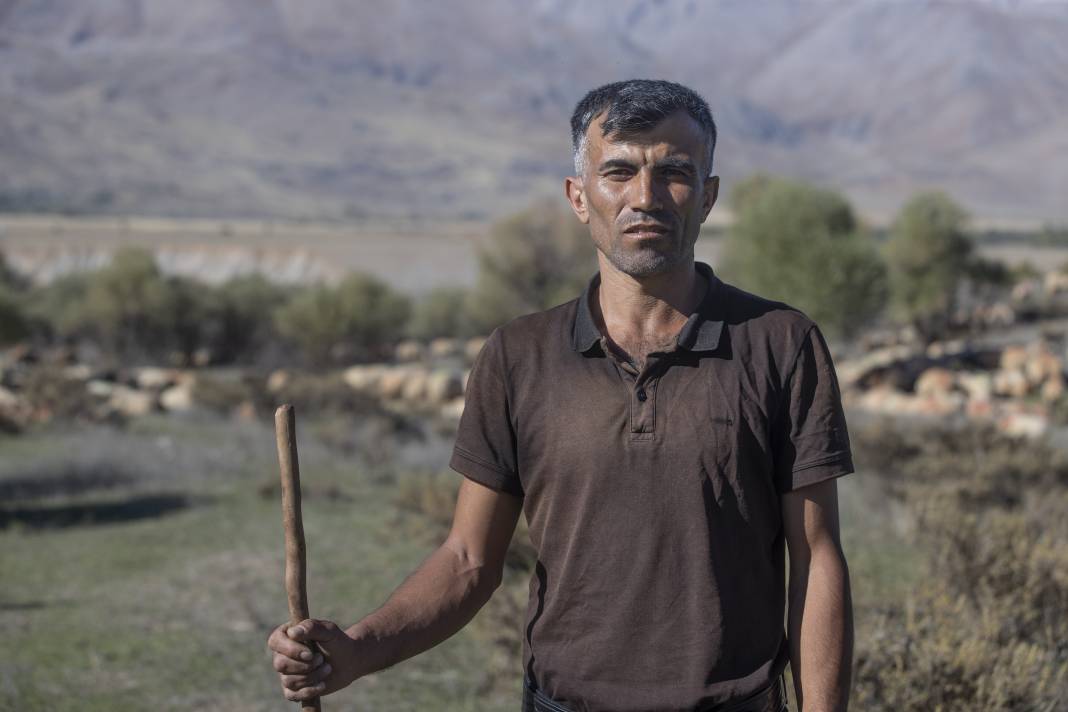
top-left (628, 169), bottom-right (662, 212)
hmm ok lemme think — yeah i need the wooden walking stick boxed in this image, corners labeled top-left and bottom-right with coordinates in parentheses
top-left (275, 404), bottom-right (322, 712)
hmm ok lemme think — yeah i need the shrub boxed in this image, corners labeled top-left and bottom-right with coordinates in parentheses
top-left (884, 192), bottom-right (974, 337)
top-left (25, 272), bottom-right (93, 341)
top-left (467, 200), bottom-right (596, 332)
top-left (721, 176), bottom-right (888, 338)
top-left (850, 421), bottom-right (1068, 710)
top-left (0, 286), bottom-right (29, 345)
top-left (274, 273), bottom-right (411, 365)
top-left (74, 247), bottom-right (213, 361)
top-left (203, 274), bottom-right (290, 363)
top-left (408, 286), bottom-right (478, 340)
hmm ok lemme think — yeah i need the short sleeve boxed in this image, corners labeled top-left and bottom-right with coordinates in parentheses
top-left (449, 328), bottom-right (523, 498)
top-left (772, 324), bottom-right (854, 493)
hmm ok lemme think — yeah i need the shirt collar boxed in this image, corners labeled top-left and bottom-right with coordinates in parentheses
top-left (571, 261), bottom-right (726, 354)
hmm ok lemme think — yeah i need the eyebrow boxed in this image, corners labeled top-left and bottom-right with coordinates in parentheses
top-left (596, 157), bottom-right (697, 173)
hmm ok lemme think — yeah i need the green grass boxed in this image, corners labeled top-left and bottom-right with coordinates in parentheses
top-left (0, 417), bottom-right (519, 711)
top-left (0, 414), bottom-right (919, 710)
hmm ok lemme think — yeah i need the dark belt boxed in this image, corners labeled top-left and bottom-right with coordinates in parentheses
top-left (521, 675), bottom-right (788, 712)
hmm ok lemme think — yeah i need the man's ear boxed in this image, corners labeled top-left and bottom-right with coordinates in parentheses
top-left (564, 176), bottom-right (590, 224)
top-left (701, 175), bottom-right (720, 221)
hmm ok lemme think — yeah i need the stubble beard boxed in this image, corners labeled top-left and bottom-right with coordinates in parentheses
top-left (600, 230), bottom-right (697, 278)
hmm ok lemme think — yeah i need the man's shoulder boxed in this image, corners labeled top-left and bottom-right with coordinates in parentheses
top-left (478, 298), bottom-right (579, 366)
top-left (717, 277), bottom-right (815, 337)
top-left (717, 277), bottom-right (824, 367)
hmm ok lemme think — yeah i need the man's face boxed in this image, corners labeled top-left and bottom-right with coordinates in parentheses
top-left (565, 110), bottom-right (719, 278)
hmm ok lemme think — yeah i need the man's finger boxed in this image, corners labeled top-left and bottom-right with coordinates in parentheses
top-left (287, 618), bottom-right (340, 644)
top-left (281, 663), bottom-right (333, 691)
top-left (283, 681), bottom-right (327, 702)
top-left (269, 623), bottom-right (314, 661)
top-left (273, 651), bottom-right (323, 674)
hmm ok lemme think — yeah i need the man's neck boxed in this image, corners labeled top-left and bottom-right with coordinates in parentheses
top-left (591, 255), bottom-right (706, 364)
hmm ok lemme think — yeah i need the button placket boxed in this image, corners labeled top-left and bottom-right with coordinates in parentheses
top-left (631, 359), bottom-right (663, 437)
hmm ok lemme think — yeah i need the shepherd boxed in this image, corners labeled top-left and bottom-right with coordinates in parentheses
top-left (268, 79), bottom-right (855, 712)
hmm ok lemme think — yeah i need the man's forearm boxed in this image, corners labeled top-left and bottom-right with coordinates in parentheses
top-left (787, 543), bottom-right (854, 712)
top-left (343, 538), bottom-right (501, 679)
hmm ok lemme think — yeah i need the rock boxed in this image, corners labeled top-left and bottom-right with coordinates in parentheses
top-left (428, 337), bottom-right (462, 360)
top-left (925, 340), bottom-right (966, 359)
top-left (916, 392), bottom-right (965, 416)
top-left (836, 344), bottom-right (921, 390)
top-left (108, 385), bottom-right (157, 417)
top-left (464, 337), bottom-right (488, 363)
top-left (192, 348), bottom-right (214, 368)
top-left (1011, 280), bottom-right (1039, 303)
top-left (1025, 347), bottom-right (1062, 386)
top-left (984, 303), bottom-right (1015, 327)
top-left (439, 397), bottom-right (466, 422)
top-left (998, 411), bottom-right (1049, 439)
top-left (160, 383), bottom-right (195, 412)
top-left (957, 372), bottom-right (993, 402)
top-left (999, 345), bottom-right (1029, 373)
top-left (965, 398), bottom-right (995, 419)
top-left (377, 367), bottom-right (413, 400)
top-left (0, 386), bottom-right (30, 432)
top-left (915, 367), bottom-right (956, 398)
top-left (134, 367), bottom-right (176, 391)
top-left (1041, 374), bottom-right (1065, 403)
top-left (86, 379), bottom-right (116, 398)
top-left (235, 400), bottom-right (258, 422)
top-left (266, 369), bottom-right (290, 393)
top-left (425, 369), bottom-right (464, 404)
top-left (394, 340), bottom-right (426, 363)
top-left (343, 365), bottom-right (385, 393)
top-left (62, 364), bottom-right (93, 381)
top-left (992, 369), bottom-right (1030, 399)
top-left (400, 367), bottom-right (431, 402)
top-left (1043, 270), bottom-right (1068, 296)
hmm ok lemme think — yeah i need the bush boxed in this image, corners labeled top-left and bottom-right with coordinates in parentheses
top-left (0, 286), bottom-right (29, 345)
top-left (203, 274), bottom-right (290, 363)
top-left (851, 421), bottom-right (1068, 710)
top-left (25, 272), bottom-right (93, 341)
top-left (274, 273), bottom-right (411, 365)
top-left (408, 286), bottom-right (478, 340)
top-left (721, 175), bottom-right (888, 338)
top-left (72, 247), bottom-right (213, 362)
top-left (884, 192), bottom-right (974, 337)
top-left (467, 200), bottom-right (596, 332)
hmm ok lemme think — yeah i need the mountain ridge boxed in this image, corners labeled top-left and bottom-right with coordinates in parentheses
top-left (1, 0), bottom-right (1066, 223)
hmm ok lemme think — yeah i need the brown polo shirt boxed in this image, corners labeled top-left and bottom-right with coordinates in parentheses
top-left (450, 261), bottom-right (854, 712)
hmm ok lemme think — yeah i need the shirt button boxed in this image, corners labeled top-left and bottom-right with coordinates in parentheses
top-left (636, 388), bottom-right (648, 402)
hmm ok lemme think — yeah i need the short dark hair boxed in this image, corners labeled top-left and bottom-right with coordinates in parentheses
top-left (570, 79), bottom-right (717, 177)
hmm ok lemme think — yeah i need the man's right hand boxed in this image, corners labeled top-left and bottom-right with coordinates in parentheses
top-left (267, 619), bottom-right (362, 703)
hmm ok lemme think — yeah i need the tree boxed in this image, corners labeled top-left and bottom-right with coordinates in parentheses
top-left (274, 272), bottom-right (411, 365)
top-left (205, 274), bottom-right (291, 363)
top-left (81, 248), bottom-right (189, 359)
top-left (721, 176), bottom-right (888, 339)
top-left (884, 191), bottom-right (974, 336)
top-left (467, 200), bottom-right (597, 332)
top-left (0, 286), bottom-right (29, 345)
top-left (409, 286), bottom-right (478, 340)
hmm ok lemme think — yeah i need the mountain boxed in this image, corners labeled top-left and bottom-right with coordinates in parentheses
top-left (1, 0), bottom-right (1066, 223)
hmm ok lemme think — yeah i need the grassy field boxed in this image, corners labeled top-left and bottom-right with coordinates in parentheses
top-left (0, 414), bottom-right (523, 711)
top-left (0, 406), bottom-right (924, 711)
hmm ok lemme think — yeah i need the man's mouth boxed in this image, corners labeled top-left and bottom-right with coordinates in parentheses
top-left (623, 223), bottom-right (671, 237)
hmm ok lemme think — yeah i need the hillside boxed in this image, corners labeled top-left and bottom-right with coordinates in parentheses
top-left (1, 0), bottom-right (1066, 223)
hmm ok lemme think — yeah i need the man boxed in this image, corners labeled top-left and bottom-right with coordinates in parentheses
top-left (268, 79), bottom-right (854, 712)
